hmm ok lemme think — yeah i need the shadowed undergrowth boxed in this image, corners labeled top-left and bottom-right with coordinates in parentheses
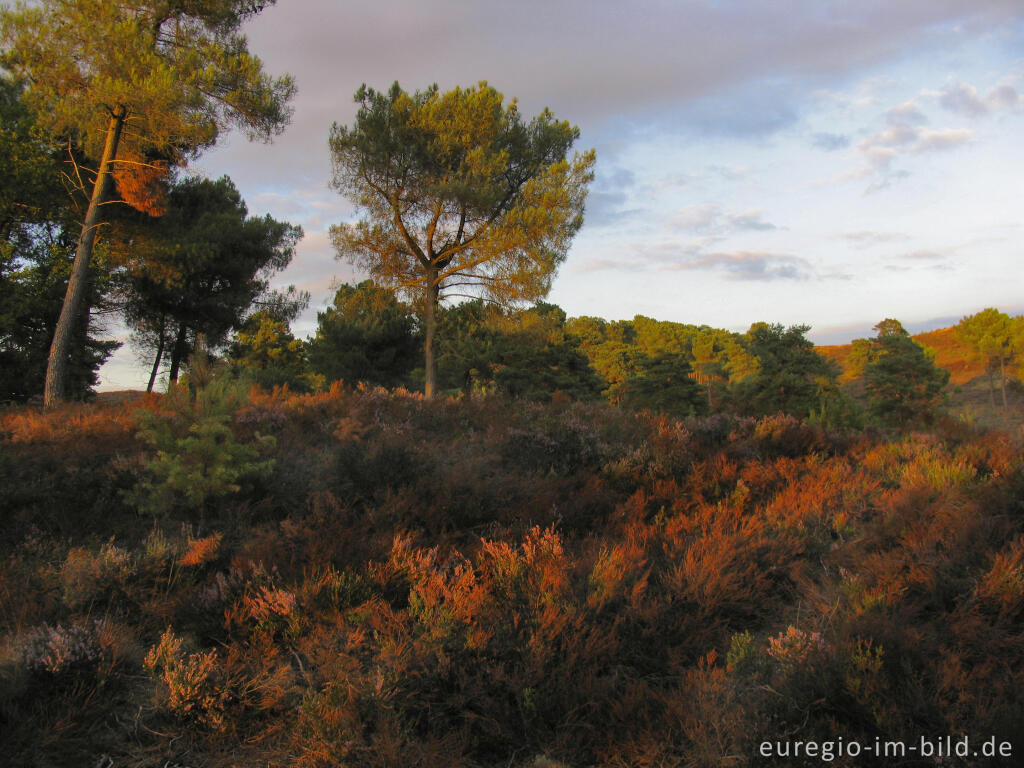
top-left (1, 385), bottom-right (1022, 766)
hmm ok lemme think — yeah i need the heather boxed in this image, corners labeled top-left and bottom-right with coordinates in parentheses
top-left (1, 385), bottom-right (1022, 767)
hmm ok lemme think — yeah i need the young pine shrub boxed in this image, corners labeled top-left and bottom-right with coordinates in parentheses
top-left (125, 380), bottom-right (275, 517)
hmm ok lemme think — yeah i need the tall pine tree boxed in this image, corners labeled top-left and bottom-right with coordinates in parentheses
top-left (1, 0), bottom-right (295, 405)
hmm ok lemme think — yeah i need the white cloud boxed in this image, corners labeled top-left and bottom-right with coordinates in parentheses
top-left (670, 204), bottom-right (778, 234)
top-left (660, 250), bottom-right (812, 281)
top-left (841, 94), bottom-right (975, 182)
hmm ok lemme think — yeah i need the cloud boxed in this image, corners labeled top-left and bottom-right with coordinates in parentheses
top-left (886, 100), bottom-right (928, 126)
top-left (207, 0), bottom-right (1024, 192)
top-left (915, 127), bottom-right (973, 150)
top-left (568, 256), bottom-right (628, 275)
top-left (672, 204), bottom-right (720, 232)
top-left (704, 165), bottom-right (754, 182)
top-left (881, 248), bottom-right (954, 272)
top-left (660, 250), bottom-right (812, 281)
top-left (938, 78), bottom-right (1023, 117)
top-left (863, 168), bottom-right (911, 194)
top-left (571, 234), bottom-right (807, 281)
top-left (671, 204), bottom-right (778, 234)
top-left (839, 230), bottom-right (911, 248)
top-left (938, 80), bottom-right (989, 117)
top-left (855, 124), bottom-right (973, 170)
top-left (649, 175), bottom-right (692, 191)
top-left (988, 84), bottom-right (1023, 110)
top-left (812, 132), bottom-right (851, 151)
top-left (674, 78), bottom-right (801, 138)
top-left (583, 166), bottom-right (643, 228)
top-left (727, 211), bottom-right (778, 231)
top-left (838, 93), bottom-right (975, 185)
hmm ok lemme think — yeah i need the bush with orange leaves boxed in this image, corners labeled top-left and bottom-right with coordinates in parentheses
top-left (1, 386), bottom-right (1023, 766)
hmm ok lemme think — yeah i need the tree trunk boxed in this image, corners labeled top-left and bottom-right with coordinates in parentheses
top-left (146, 315), bottom-right (167, 393)
top-left (168, 322), bottom-right (189, 383)
top-left (44, 108), bottom-right (126, 408)
top-left (423, 269), bottom-right (439, 398)
top-left (987, 366), bottom-right (995, 407)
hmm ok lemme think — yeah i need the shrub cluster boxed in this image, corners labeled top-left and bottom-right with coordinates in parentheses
top-left (1, 386), bottom-right (1022, 766)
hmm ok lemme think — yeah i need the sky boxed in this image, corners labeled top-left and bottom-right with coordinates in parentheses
top-left (98, 0), bottom-right (1024, 390)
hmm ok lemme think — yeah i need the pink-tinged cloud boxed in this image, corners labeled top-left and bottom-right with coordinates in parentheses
top-left (852, 98), bottom-right (974, 177)
top-left (914, 127), bottom-right (973, 150)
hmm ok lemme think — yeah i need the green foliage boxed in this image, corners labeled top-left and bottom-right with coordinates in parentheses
top-left (0, 75), bottom-right (68, 238)
top-left (328, 80), bottom-right (595, 395)
top-left (807, 387), bottom-right (866, 430)
top-left (730, 322), bottom-right (839, 418)
top-left (726, 630), bottom-right (768, 678)
top-left (115, 175), bottom-right (303, 381)
top-left (437, 300), bottom-right (603, 401)
top-left (567, 315), bottom-right (756, 412)
top-left (434, 299), bottom-right (501, 393)
top-left (0, 76), bottom-right (118, 400)
top-left (957, 307), bottom-right (1022, 408)
top-left (228, 310), bottom-right (316, 391)
top-left (126, 380), bottom-right (275, 516)
top-left (2, 0), bottom-right (295, 404)
top-left (306, 280), bottom-right (420, 388)
top-left (1, 229), bottom-right (119, 401)
top-left (860, 320), bottom-right (950, 429)
top-left (608, 353), bottom-right (706, 417)
top-left (1, 0), bottom-right (295, 167)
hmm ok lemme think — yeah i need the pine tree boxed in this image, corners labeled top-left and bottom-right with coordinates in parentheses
top-left (1, 0), bottom-right (295, 405)
top-left (328, 82), bottom-right (594, 397)
top-left (858, 319), bottom-right (949, 428)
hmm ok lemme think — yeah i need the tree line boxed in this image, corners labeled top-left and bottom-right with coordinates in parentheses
top-left (3, 0), bottom-right (1020, 424)
top-left (1, 0), bottom-right (593, 406)
top-left (234, 281), bottom-right (987, 431)
top-left (1, 0), bottom-right (297, 405)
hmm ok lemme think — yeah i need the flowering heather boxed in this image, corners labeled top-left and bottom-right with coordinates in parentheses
top-left (1, 388), bottom-right (1022, 766)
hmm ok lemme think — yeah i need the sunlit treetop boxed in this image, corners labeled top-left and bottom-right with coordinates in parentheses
top-left (328, 80), bottom-right (594, 396)
top-left (0, 0), bottom-right (295, 178)
top-left (329, 80), bottom-right (594, 307)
